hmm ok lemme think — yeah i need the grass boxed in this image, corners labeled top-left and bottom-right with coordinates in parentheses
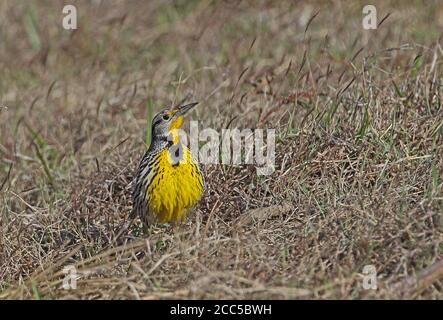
top-left (0, 0), bottom-right (443, 299)
top-left (146, 98), bottom-right (154, 147)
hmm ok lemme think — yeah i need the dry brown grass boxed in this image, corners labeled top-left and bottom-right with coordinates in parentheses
top-left (1, 0), bottom-right (443, 299)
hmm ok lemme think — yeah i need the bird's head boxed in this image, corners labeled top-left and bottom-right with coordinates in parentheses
top-left (151, 102), bottom-right (198, 144)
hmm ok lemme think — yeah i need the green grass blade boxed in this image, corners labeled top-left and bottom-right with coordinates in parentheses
top-left (24, 4), bottom-right (41, 51)
top-left (145, 98), bottom-right (154, 147)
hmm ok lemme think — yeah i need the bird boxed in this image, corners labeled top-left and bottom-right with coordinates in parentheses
top-left (131, 101), bottom-right (204, 232)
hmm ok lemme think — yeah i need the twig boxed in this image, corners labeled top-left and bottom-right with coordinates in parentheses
top-left (391, 259), bottom-right (443, 296)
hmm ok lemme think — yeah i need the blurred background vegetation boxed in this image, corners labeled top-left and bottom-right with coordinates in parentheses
top-left (1, 0), bottom-right (443, 299)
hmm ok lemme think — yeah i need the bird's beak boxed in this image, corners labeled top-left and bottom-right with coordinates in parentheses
top-left (168, 102), bottom-right (199, 132)
top-left (173, 102), bottom-right (199, 117)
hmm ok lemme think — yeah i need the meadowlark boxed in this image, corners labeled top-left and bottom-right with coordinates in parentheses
top-left (132, 102), bottom-right (204, 230)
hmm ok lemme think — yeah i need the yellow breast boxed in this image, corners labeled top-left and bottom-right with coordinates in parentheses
top-left (146, 145), bottom-right (204, 223)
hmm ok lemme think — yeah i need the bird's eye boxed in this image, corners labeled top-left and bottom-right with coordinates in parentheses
top-left (162, 114), bottom-right (170, 121)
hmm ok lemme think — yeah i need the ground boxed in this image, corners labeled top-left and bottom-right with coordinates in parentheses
top-left (1, 0), bottom-right (443, 299)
